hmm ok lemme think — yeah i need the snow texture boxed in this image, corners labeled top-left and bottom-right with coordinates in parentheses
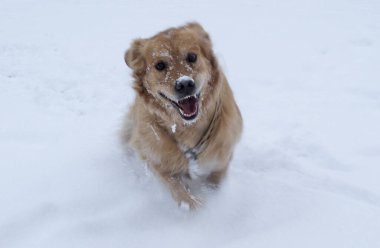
top-left (177, 75), bottom-right (194, 82)
top-left (171, 123), bottom-right (177, 133)
top-left (1, 0), bottom-right (380, 247)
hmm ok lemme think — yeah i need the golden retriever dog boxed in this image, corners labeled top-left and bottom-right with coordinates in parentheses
top-left (122, 22), bottom-right (242, 209)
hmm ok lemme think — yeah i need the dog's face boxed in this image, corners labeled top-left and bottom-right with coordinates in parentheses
top-left (125, 23), bottom-right (218, 123)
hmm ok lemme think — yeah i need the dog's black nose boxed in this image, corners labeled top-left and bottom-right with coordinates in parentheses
top-left (175, 78), bottom-right (195, 96)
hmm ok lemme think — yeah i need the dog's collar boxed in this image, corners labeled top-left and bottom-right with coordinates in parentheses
top-left (185, 149), bottom-right (199, 161)
top-left (184, 99), bottom-right (222, 161)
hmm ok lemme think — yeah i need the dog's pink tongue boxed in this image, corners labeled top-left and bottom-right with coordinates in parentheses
top-left (178, 96), bottom-right (197, 115)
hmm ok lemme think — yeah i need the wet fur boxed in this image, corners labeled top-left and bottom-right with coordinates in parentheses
top-left (122, 23), bottom-right (242, 209)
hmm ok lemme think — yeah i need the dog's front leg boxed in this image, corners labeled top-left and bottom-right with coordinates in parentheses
top-left (206, 168), bottom-right (228, 189)
top-left (135, 123), bottom-right (202, 209)
top-left (155, 170), bottom-right (202, 210)
top-left (203, 153), bottom-right (232, 189)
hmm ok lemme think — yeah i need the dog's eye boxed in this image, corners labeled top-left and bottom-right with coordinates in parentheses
top-left (155, 61), bottom-right (166, 71)
top-left (186, 53), bottom-right (197, 63)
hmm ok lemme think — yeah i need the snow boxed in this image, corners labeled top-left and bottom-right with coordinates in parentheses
top-left (179, 201), bottom-right (190, 211)
top-left (188, 158), bottom-right (201, 179)
top-left (177, 75), bottom-right (194, 82)
top-left (1, 0), bottom-right (380, 247)
top-left (171, 123), bottom-right (177, 133)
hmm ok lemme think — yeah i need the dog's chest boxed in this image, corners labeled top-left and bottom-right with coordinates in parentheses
top-left (174, 139), bottom-right (214, 177)
top-left (170, 121), bottom-right (218, 178)
top-left (187, 157), bottom-right (217, 179)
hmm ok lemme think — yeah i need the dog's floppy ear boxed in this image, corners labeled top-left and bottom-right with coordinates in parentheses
top-left (186, 22), bottom-right (211, 42)
top-left (187, 22), bottom-right (219, 85)
top-left (124, 39), bottom-right (146, 71)
top-left (186, 22), bottom-right (218, 63)
top-left (186, 22), bottom-right (214, 61)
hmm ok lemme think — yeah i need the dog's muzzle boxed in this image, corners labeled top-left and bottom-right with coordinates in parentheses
top-left (159, 76), bottom-right (200, 121)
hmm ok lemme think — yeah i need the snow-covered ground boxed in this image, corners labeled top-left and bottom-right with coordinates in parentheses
top-left (1, 0), bottom-right (380, 247)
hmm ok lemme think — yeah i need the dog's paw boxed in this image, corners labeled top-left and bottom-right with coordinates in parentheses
top-left (177, 194), bottom-right (202, 211)
top-left (202, 181), bottom-right (219, 192)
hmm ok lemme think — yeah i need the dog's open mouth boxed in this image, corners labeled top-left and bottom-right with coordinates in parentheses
top-left (159, 92), bottom-right (199, 121)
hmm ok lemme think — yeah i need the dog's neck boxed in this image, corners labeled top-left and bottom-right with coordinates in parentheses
top-left (183, 98), bottom-right (222, 160)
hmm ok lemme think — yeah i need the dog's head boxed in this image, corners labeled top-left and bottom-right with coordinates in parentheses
top-left (125, 22), bottom-right (218, 123)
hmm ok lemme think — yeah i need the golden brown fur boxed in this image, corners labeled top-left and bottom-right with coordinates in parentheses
top-left (122, 23), bottom-right (242, 209)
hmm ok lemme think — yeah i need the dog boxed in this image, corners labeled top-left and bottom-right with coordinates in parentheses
top-left (122, 22), bottom-right (242, 209)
